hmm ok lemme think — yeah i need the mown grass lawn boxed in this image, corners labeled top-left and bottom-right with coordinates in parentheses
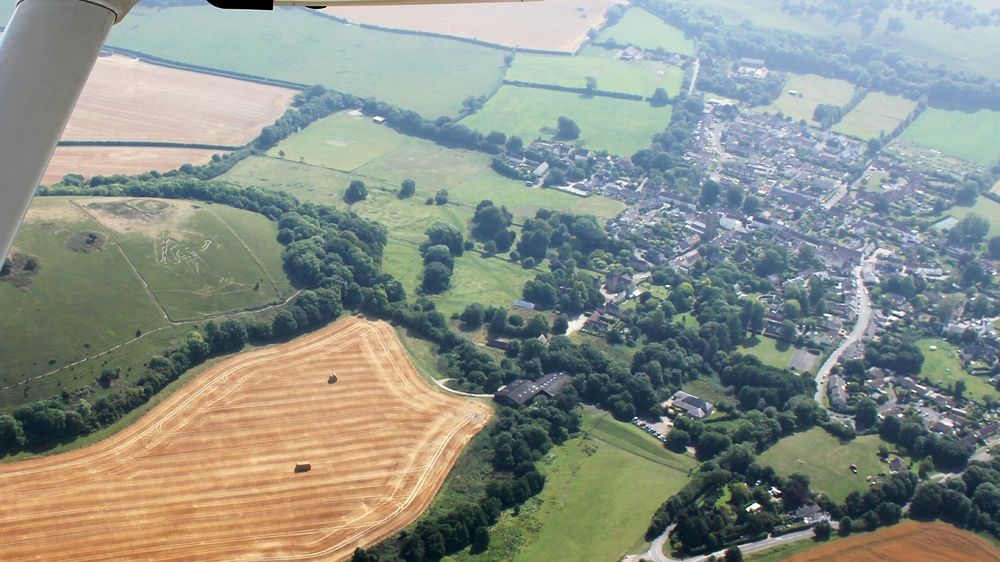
top-left (917, 338), bottom-right (998, 401)
top-left (901, 107), bottom-right (1000, 165)
top-left (757, 428), bottom-right (910, 503)
top-left (461, 86), bottom-right (673, 157)
top-left (943, 196), bottom-right (1000, 239)
top-left (739, 336), bottom-right (796, 369)
top-left (507, 48), bottom-right (685, 98)
top-left (597, 7), bottom-right (695, 55)
top-left (107, 5), bottom-right (506, 117)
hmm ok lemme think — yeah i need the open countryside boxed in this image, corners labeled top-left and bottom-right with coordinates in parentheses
top-left (0, 318), bottom-right (490, 560)
top-left (597, 6), bottom-right (695, 55)
top-left (323, 0), bottom-right (616, 53)
top-left (106, 5), bottom-right (506, 118)
top-left (506, 48), bottom-right (684, 98)
top-left (42, 146), bottom-right (221, 185)
top-left (60, 55), bottom-right (296, 145)
top-left (462, 86), bottom-right (673, 156)
top-left (901, 107), bottom-right (1000, 165)
top-left (832, 93), bottom-right (917, 140)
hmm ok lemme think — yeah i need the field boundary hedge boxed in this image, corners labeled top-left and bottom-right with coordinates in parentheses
top-left (302, 9), bottom-right (572, 56)
top-left (100, 47), bottom-right (310, 91)
top-left (502, 79), bottom-right (646, 101)
top-left (57, 140), bottom-right (243, 151)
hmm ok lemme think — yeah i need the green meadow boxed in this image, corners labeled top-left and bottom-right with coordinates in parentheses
top-left (834, 93), bottom-right (917, 140)
top-left (758, 428), bottom-right (910, 503)
top-left (267, 112), bottom-right (412, 171)
top-left (507, 48), bottom-right (685, 98)
top-left (917, 338), bottom-right (998, 402)
top-left (738, 336), bottom-right (796, 369)
top-left (769, 73), bottom-right (856, 124)
top-left (597, 7), bottom-right (696, 56)
top-left (944, 196), bottom-right (1000, 239)
top-left (902, 108), bottom-right (1000, 165)
top-left (461, 86), bottom-right (672, 156)
top-left (106, 5), bottom-right (506, 117)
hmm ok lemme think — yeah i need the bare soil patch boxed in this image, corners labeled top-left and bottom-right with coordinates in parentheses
top-left (65, 231), bottom-right (107, 253)
top-left (0, 252), bottom-right (42, 289)
top-left (42, 146), bottom-right (220, 185)
top-left (0, 317), bottom-right (491, 560)
top-left (324, 0), bottom-right (617, 52)
top-left (61, 55), bottom-right (296, 145)
top-left (783, 520), bottom-right (1000, 562)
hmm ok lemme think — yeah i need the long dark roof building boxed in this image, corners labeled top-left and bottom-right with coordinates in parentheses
top-left (494, 372), bottom-right (571, 408)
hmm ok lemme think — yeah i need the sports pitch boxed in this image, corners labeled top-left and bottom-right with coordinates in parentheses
top-left (0, 318), bottom-right (491, 560)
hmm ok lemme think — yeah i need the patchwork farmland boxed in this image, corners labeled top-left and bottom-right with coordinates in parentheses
top-left (0, 318), bottom-right (491, 560)
top-left (323, 0), bottom-right (616, 53)
top-left (61, 55), bottom-right (296, 145)
top-left (42, 146), bottom-right (219, 185)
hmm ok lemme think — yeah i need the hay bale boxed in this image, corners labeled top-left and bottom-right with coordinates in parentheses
top-left (328, 374), bottom-right (338, 384)
top-left (294, 462), bottom-right (311, 473)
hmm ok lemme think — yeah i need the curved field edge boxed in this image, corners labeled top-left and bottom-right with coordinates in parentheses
top-left (0, 317), bottom-right (492, 560)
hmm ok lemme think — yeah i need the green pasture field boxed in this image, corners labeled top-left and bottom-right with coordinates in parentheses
top-left (507, 48), bottom-right (685, 98)
top-left (451, 171), bottom-right (625, 221)
top-left (267, 112), bottom-right (412, 171)
top-left (106, 5), bottom-right (506, 117)
top-left (583, 409), bottom-right (698, 471)
top-left (220, 157), bottom-right (553, 317)
top-left (461, 86), bottom-right (672, 156)
top-left (738, 336), bottom-right (796, 369)
top-left (757, 428), bottom-right (910, 503)
top-left (768, 73), bottom-right (856, 124)
top-left (93, 200), bottom-right (282, 320)
top-left (354, 138), bottom-right (493, 193)
top-left (917, 338), bottom-right (998, 402)
top-left (693, 0), bottom-right (1000, 80)
top-left (0, 197), bottom-right (173, 412)
top-left (833, 93), bottom-right (917, 140)
top-left (597, 7), bottom-right (695, 56)
top-left (456, 415), bottom-right (691, 562)
top-left (901, 108), bottom-right (1000, 165)
top-left (943, 196), bottom-right (1000, 239)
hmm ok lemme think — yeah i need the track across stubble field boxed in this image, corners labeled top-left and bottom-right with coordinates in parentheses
top-left (0, 317), bottom-right (491, 560)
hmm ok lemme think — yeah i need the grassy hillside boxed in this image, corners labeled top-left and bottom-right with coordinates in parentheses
top-left (107, 5), bottom-right (505, 117)
top-left (461, 86), bottom-right (672, 156)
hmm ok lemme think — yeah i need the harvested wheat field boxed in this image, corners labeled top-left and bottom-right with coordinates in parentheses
top-left (60, 55), bottom-right (296, 145)
top-left (42, 146), bottom-right (220, 184)
top-left (0, 317), bottom-right (492, 560)
top-left (324, 0), bottom-right (616, 52)
top-left (784, 520), bottom-right (1000, 562)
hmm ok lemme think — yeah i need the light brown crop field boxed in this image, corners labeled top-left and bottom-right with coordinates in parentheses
top-left (783, 520), bottom-right (1000, 562)
top-left (0, 317), bottom-right (491, 560)
top-left (42, 146), bottom-right (220, 184)
top-left (60, 55), bottom-right (296, 145)
top-left (324, 0), bottom-right (617, 53)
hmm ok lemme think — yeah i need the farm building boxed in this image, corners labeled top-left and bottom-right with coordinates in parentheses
top-left (889, 457), bottom-right (907, 473)
top-left (494, 372), bottom-right (571, 408)
top-left (670, 391), bottom-right (714, 419)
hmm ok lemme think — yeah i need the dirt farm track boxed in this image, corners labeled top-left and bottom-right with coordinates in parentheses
top-left (0, 317), bottom-right (491, 560)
